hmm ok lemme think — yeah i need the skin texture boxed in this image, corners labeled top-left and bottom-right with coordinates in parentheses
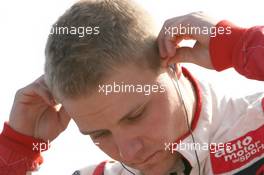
top-left (61, 65), bottom-right (196, 175)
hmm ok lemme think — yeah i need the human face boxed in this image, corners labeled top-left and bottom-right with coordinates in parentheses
top-left (62, 65), bottom-right (188, 175)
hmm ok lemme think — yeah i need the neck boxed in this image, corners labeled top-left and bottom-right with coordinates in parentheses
top-left (177, 73), bottom-right (197, 127)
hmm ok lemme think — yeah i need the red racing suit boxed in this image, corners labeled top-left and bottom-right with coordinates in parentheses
top-left (0, 20), bottom-right (263, 175)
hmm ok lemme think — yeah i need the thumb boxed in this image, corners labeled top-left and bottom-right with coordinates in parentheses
top-left (57, 106), bottom-right (71, 132)
top-left (168, 46), bottom-right (196, 64)
top-left (167, 42), bottom-right (213, 69)
top-left (160, 47), bottom-right (190, 68)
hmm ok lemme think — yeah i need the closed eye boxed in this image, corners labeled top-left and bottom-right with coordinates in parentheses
top-left (126, 111), bottom-right (144, 121)
top-left (126, 104), bottom-right (147, 122)
top-left (91, 130), bottom-right (111, 139)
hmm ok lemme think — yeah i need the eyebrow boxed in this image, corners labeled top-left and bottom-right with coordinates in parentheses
top-left (80, 101), bottom-right (148, 135)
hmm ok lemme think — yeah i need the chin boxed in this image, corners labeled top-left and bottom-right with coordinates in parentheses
top-left (137, 155), bottom-right (176, 175)
top-left (140, 166), bottom-right (171, 175)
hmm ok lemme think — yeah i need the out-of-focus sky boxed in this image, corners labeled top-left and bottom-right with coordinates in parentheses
top-left (0, 0), bottom-right (263, 174)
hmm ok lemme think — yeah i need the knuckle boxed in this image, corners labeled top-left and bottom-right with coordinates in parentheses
top-left (15, 88), bottom-right (24, 96)
top-left (32, 82), bottom-right (42, 90)
top-left (166, 18), bottom-right (174, 24)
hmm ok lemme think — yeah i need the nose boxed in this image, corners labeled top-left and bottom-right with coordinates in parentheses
top-left (115, 135), bottom-right (144, 162)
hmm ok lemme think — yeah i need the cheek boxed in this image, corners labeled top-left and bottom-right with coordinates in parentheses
top-left (141, 96), bottom-right (173, 146)
top-left (147, 93), bottom-right (186, 146)
top-left (147, 109), bottom-right (177, 146)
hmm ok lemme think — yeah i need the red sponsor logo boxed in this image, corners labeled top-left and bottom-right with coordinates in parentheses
top-left (210, 125), bottom-right (264, 174)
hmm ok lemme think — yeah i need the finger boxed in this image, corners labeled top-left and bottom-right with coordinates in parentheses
top-left (35, 75), bottom-right (56, 104)
top-left (171, 35), bottom-right (190, 46)
top-left (167, 46), bottom-right (195, 65)
top-left (167, 43), bottom-right (212, 69)
top-left (158, 20), bottom-right (178, 58)
top-left (163, 21), bottom-right (191, 58)
top-left (35, 75), bottom-right (53, 94)
top-left (57, 106), bottom-right (71, 131)
top-left (164, 35), bottom-right (176, 58)
top-left (34, 75), bottom-right (46, 85)
top-left (157, 37), bottom-right (167, 58)
top-left (20, 82), bottom-right (55, 106)
top-left (161, 43), bottom-right (181, 68)
top-left (162, 25), bottom-right (190, 58)
top-left (163, 23), bottom-right (177, 58)
top-left (34, 83), bottom-right (55, 106)
top-left (161, 58), bottom-right (170, 68)
top-left (157, 24), bottom-right (167, 58)
top-left (170, 36), bottom-right (182, 46)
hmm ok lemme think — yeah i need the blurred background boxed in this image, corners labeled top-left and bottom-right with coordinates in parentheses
top-left (0, 0), bottom-right (263, 174)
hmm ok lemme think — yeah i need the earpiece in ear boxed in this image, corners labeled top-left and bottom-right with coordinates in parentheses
top-left (168, 64), bottom-right (182, 79)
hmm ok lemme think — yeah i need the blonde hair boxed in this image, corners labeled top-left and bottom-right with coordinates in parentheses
top-left (45, 0), bottom-right (160, 99)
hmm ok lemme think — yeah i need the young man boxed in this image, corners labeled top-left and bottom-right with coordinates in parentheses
top-left (0, 0), bottom-right (263, 175)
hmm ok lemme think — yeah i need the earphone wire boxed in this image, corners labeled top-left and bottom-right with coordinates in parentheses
top-left (169, 65), bottom-right (201, 175)
top-left (119, 65), bottom-right (201, 175)
top-left (120, 162), bottom-right (136, 175)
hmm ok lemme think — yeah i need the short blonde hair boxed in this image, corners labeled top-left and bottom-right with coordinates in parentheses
top-left (45, 0), bottom-right (160, 99)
